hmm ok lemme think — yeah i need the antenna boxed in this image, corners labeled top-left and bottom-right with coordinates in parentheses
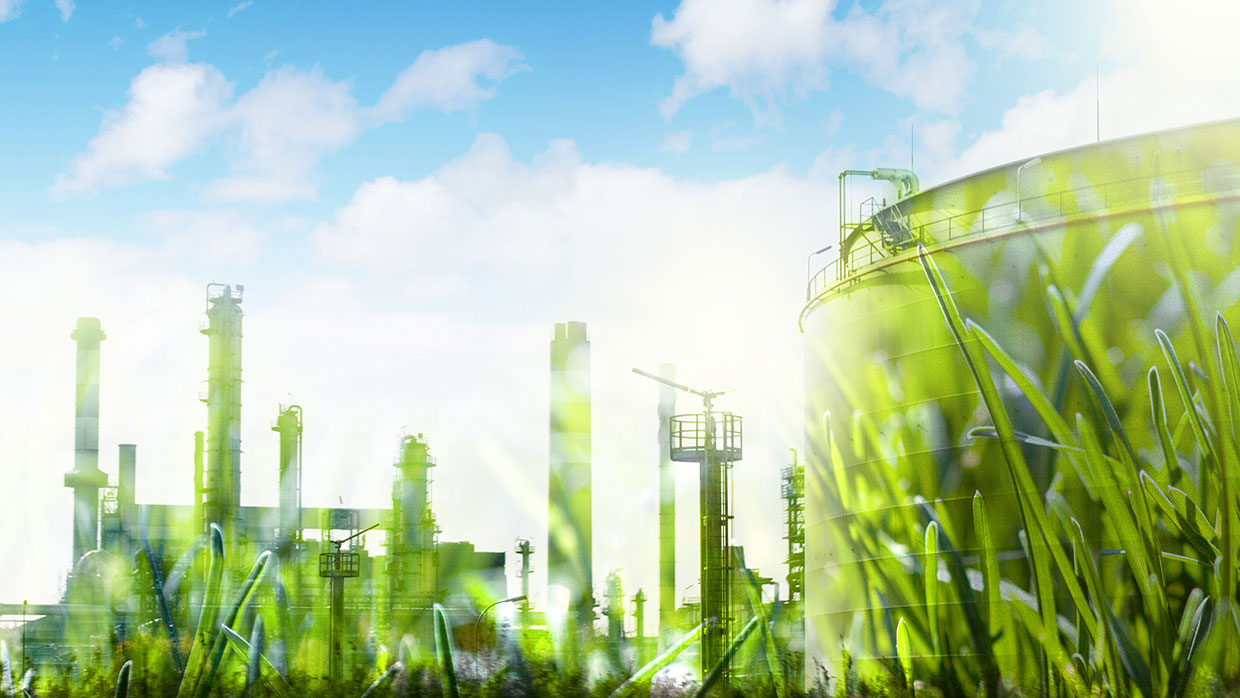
top-left (910, 124), bottom-right (915, 171)
top-left (1096, 63), bottom-right (1101, 143)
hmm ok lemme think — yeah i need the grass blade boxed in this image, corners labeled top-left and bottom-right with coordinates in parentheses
top-left (433, 603), bottom-right (460, 698)
top-left (691, 615), bottom-right (760, 698)
top-left (361, 662), bottom-right (403, 698)
top-left (219, 625), bottom-right (294, 698)
top-left (896, 617), bottom-right (913, 692)
top-left (245, 616), bottom-right (263, 698)
top-left (608, 621), bottom-right (710, 698)
top-left (114, 660), bottom-right (132, 698)
top-left (177, 523), bottom-right (224, 698)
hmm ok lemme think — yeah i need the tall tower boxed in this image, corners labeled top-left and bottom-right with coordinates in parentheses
top-left (548, 321), bottom-right (592, 657)
top-left (64, 317), bottom-right (108, 566)
top-left (272, 405), bottom-right (303, 556)
top-left (515, 538), bottom-right (534, 632)
top-left (201, 283), bottom-right (244, 558)
top-left (657, 363), bottom-right (677, 649)
top-left (388, 433), bottom-right (438, 638)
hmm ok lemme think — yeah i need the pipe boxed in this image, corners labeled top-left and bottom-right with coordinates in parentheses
top-left (65, 317), bottom-right (108, 565)
top-left (548, 321), bottom-right (592, 660)
top-left (657, 363), bottom-right (676, 649)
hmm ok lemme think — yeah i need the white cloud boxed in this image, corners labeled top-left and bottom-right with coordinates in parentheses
top-left (109, 35), bottom-right (122, 50)
top-left (367, 39), bottom-right (527, 124)
top-left (227, 1), bottom-right (252, 18)
top-left (50, 63), bottom-right (233, 199)
top-left (931, 0), bottom-right (1240, 184)
top-left (0, 0), bottom-right (23, 22)
top-left (209, 66), bottom-right (359, 202)
top-left (147, 28), bottom-right (206, 64)
top-left (653, 0), bottom-right (980, 118)
top-left (651, 0), bottom-right (833, 119)
top-left (134, 17), bottom-right (145, 29)
top-left (658, 130), bottom-right (694, 154)
top-left (52, 0), bottom-right (71, 21)
top-left (54, 39), bottom-right (524, 201)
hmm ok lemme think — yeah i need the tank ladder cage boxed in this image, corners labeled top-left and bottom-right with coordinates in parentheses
top-left (319, 551), bottom-right (360, 578)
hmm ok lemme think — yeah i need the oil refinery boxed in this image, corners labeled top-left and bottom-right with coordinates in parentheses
top-left (1, 283), bottom-right (807, 695)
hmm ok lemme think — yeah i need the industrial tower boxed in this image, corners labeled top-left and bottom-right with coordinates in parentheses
top-left (634, 368), bottom-right (742, 679)
top-left (64, 318), bottom-right (108, 567)
top-left (200, 283), bottom-right (245, 559)
top-left (387, 433), bottom-right (439, 639)
top-left (782, 450), bottom-right (804, 605)
top-left (548, 321), bottom-right (593, 659)
top-left (656, 364), bottom-right (677, 650)
top-left (273, 405), bottom-right (304, 557)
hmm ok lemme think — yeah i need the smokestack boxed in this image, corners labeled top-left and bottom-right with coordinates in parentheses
top-left (65, 317), bottom-right (108, 566)
top-left (118, 444), bottom-right (136, 545)
top-left (201, 283), bottom-right (244, 558)
top-left (548, 321), bottom-right (592, 656)
top-left (657, 363), bottom-right (677, 649)
top-left (272, 405), bottom-right (303, 555)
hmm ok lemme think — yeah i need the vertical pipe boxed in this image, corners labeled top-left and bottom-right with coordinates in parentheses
top-left (65, 317), bottom-right (108, 566)
top-left (118, 444), bottom-right (136, 552)
top-left (201, 283), bottom-right (244, 560)
top-left (657, 364), bottom-right (676, 650)
top-left (193, 431), bottom-right (205, 535)
top-left (548, 321), bottom-right (592, 660)
top-left (273, 405), bottom-right (302, 555)
top-left (330, 575), bottom-right (344, 683)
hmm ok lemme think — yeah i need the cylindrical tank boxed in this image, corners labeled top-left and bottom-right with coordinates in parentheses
top-left (802, 118), bottom-right (1240, 688)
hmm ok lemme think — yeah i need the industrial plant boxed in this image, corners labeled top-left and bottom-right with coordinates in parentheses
top-left (2, 283), bottom-right (807, 695)
top-left (803, 118), bottom-right (1240, 695)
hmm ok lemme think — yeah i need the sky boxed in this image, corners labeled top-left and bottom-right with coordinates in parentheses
top-left (2, 0), bottom-right (1240, 621)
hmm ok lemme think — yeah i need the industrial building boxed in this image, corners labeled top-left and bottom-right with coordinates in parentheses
top-left (801, 118), bottom-right (1240, 689)
top-left (3, 283), bottom-right (806, 691)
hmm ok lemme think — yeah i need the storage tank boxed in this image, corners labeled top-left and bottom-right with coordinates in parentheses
top-left (801, 118), bottom-right (1240, 693)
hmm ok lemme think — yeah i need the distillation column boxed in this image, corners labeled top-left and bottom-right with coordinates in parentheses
top-left (201, 283), bottom-right (244, 559)
top-left (273, 405), bottom-right (303, 556)
top-left (64, 317), bottom-right (108, 566)
top-left (388, 433), bottom-right (437, 639)
top-left (657, 363), bottom-right (677, 649)
top-left (548, 321), bottom-right (592, 660)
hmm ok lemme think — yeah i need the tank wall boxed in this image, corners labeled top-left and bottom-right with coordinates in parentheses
top-left (803, 118), bottom-right (1240, 683)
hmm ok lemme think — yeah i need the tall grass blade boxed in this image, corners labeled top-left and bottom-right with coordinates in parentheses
top-left (732, 549), bottom-right (787, 698)
top-left (924, 521), bottom-right (940, 660)
top-left (433, 603), bottom-right (460, 698)
top-left (140, 536), bottom-right (184, 675)
top-left (219, 625), bottom-right (294, 698)
top-left (361, 662), bottom-right (403, 698)
top-left (114, 660), bottom-right (131, 698)
top-left (245, 616), bottom-right (263, 698)
top-left (917, 245), bottom-right (1097, 655)
top-left (896, 617), bottom-right (913, 692)
top-left (195, 549), bottom-right (272, 698)
top-left (690, 615), bottom-right (760, 698)
top-left (176, 523), bottom-right (224, 698)
top-left (1213, 313), bottom-right (1240, 609)
top-left (608, 621), bottom-right (709, 698)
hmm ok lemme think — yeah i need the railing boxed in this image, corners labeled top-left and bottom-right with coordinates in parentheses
top-left (805, 163), bottom-right (1240, 304)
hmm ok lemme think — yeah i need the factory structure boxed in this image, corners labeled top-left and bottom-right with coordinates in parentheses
top-left (801, 118), bottom-right (1240, 686)
top-left (5, 283), bottom-right (808, 688)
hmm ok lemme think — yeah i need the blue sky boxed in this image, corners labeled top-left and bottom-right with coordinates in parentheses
top-left (2, 0), bottom-right (1238, 617)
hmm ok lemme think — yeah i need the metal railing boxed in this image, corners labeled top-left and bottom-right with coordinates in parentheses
top-left (806, 163), bottom-right (1240, 304)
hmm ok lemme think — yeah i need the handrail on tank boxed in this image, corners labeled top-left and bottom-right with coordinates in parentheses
top-left (807, 161), bottom-right (1240, 312)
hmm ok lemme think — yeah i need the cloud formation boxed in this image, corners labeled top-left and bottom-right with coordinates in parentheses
top-left (53, 38), bottom-right (526, 202)
top-left (653, 0), bottom-right (980, 119)
top-left (367, 39), bottom-right (528, 124)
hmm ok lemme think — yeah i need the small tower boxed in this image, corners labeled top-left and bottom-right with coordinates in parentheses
top-left (64, 317), bottom-right (108, 567)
